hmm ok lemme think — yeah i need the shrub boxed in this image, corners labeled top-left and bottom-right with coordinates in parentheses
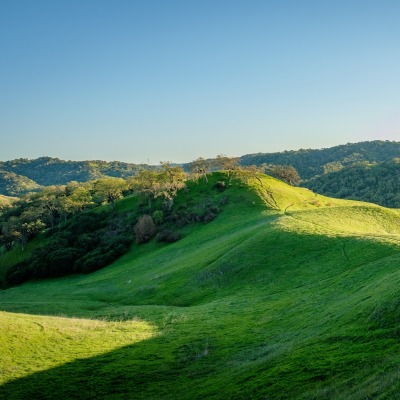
top-left (46, 247), bottom-right (84, 277)
top-left (6, 261), bottom-right (32, 286)
top-left (214, 181), bottom-right (226, 192)
top-left (157, 229), bottom-right (181, 243)
top-left (66, 213), bottom-right (105, 235)
top-left (74, 233), bottom-right (99, 251)
top-left (76, 248), bottom-right (108, 274)
top-left (135, 215), bottom-right (157, 244)
top-left (220, 195), bottom-right (229, 205)
top-left (74, 237), bottom-right (131, 273)
top-left (152, 210), bottom-right (164, 225)
top-left (202, 210), bottom-right (216, 223)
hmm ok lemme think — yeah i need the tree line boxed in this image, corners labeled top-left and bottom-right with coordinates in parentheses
top-left (0, 156), bottom-right (285, 251)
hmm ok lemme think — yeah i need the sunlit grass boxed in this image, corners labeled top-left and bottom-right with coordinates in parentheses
top-left (0, 311), bottom-right (157, 385)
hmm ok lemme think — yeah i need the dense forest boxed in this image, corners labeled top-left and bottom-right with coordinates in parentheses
top-left (240, 140), bottom-right (400, 179)
top-left (303, 159), bottom-right (400, 208)
top-left (0, 170), bottom-right (41, 196)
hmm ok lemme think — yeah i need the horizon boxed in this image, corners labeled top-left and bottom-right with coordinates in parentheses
top-left (1, 139), bottom-right (399, 165)
top-left (1, 1), bottom-right (399, 163)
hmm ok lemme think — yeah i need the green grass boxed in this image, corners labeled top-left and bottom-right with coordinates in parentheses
top-left (1, 173), bottom-right (400, 399)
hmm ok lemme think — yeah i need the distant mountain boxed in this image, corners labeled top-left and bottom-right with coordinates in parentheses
top-left (240, 140), bottom-right (400, 179)
top-left (0, 157), bottom-right (150, 195)
top-left (2, 141), bottom-right (400, 207)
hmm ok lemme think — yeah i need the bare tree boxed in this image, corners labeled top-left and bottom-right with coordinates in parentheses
top-left (267, 165), bottom-right (301, 186)
top-left (235, 165), bottom-right (264, 186)
top-left (213, 154), bottom-right (240, 178)
top-left (188, 157), bottom-right (211, 183)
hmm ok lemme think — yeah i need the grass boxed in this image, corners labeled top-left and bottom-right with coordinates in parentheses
top-left (1, 173), bottom-right (400, 399)
top-left (0, 194), bottom-right (18, 206)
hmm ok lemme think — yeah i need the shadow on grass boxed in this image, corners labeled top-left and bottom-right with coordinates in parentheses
top-left (0, 333), bottom-right (185, 400)
top-left (2, 230), bottom-right (400, 399)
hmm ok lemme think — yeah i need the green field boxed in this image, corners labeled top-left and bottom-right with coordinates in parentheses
top-left (1, 174), bottom-right (400, 399)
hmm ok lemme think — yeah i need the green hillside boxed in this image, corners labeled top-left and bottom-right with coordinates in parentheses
top-left (1, 174), bottom-right (400, 399)
top-left (0, 170), bottom-right (41, 196)
top-left (0, 157), bottom-right (149, 189)
top-left (240, 140), bottom-right (400, 179)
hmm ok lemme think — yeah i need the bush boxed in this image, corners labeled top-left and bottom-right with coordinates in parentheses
top-left (220, 195), bottom-right (229, 205)
top-left (152, 210), bottom-right (164, 225)
top-left (6, 261), bottom-right (32, 286)
top-left (66, 213), bottom-right (105, 235)
top-left (157, 229), bottom-right (181, 243)
top-left (74, 237), bottom-right (131, 273)
top-left (76, 248), bottom-right (108, 273)
top-left (134, 215), bottom-right (157, 244)
top-left (214, 181), bottom-right (226, 192)
top-left (46, 247), bottom-right (84, 277)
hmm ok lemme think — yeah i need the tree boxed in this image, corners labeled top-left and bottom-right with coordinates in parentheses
top-left (323, 161), bottom-right (343, 174)
top-left (30, 186), bottom-right (66, 229)
top-left (156, 162), bottom-right (186, 210)
top-left (2, 213), bottom-right (45, 251)
top-left (267, 165), bottom-right (301, 186)
top-left (93, 177), bottom-right (128, 208)
top-left (188, 157), bottom-right (211, 183)
top-left (213, 154), bottom-right (240, 178)
top-left (58, 186), bottom-right (94, 220)
top-left (129, 170), bottom-right (161, 209)
top-left (235, 165), bottom-right (264, 186)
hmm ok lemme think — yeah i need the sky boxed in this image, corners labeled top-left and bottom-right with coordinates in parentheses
top-left (0, 0), bottom-right (399, 164)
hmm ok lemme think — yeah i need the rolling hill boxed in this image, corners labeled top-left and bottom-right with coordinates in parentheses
top-left (0, 157), bottom-right (150, 190)
top-left (2, 141), bottom-right (400, 208)
top-left (1, 173), bottom-right (400, 399)
top-left (240, 140), bottom-right (400, 179)
top-left (0, 170), bottom-right (41, 197)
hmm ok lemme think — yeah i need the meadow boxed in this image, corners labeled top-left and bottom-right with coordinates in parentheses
top-left (1, 174), bottom-right (400, 399)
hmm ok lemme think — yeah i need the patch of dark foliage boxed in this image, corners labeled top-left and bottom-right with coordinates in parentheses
top-left (6, 211), bottom-right (133, 286)
top-left (157, 229), bottom-right (181, 243)
top-left (213, 180), bottom-right (226, 192)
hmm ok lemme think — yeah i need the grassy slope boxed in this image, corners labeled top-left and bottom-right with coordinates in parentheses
top-left (1, 174), bottom-right (400, 399)
top-left (0, 194), bottom-right (18, 205)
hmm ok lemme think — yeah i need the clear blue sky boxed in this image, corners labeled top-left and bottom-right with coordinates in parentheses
top-left (0, 0), bottom-right (399, 163)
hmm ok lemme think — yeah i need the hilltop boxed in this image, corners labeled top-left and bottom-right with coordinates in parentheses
top-left (1, 173), bottom-right (400, 399)
top-left (1, 141), bottom-right (400, 208)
